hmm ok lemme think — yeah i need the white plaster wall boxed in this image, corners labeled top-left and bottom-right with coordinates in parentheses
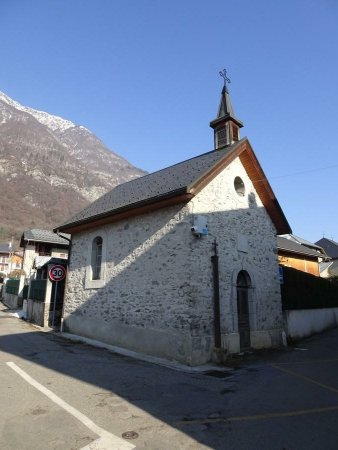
top-left (51, 248), bottom-right (69, 259)
top-left (23, 245), bottom-right (68, 277)
top-left (284, 308), bottom-right (338, 340)
top-left (64, 156), bottom-right (283, 365)
top-left (23, 246), bottom-right (36, 277)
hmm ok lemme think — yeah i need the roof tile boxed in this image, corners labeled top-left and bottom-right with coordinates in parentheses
top-left (22, 229), bottom-right (70, 246)
top-left (59, 143), bottom-right (237, 228)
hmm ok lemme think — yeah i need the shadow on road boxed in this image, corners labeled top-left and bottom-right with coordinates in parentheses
top-left (2, 306), bottom-right (338, 450)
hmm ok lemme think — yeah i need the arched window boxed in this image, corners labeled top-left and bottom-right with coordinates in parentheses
top-left (91, 236), bottom-right (103, 280)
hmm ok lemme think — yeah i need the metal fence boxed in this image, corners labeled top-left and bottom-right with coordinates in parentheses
top-left (5, 279), bottom-right (20, 295)
top-left (280, 266), bottom-right (338, 310)
top-left (29, 279), bottom-right (47, 302)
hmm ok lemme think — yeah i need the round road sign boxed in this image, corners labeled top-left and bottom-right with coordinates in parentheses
top-left (49, 264), bottom-right (66, 282)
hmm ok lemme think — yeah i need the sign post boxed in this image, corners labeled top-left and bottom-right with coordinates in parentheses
top-left (48, 265), bottom-right (66, 328)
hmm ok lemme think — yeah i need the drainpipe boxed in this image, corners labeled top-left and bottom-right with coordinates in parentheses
top-left (55, 231), bottom-right (72, 262)
top-left (55, 230), bottom-right (72, 333)
top-left (211, 238), bottom-right (222, 348)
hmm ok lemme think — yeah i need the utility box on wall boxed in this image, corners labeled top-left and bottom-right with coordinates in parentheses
top-left (191, 215), bottom-right (208, 237)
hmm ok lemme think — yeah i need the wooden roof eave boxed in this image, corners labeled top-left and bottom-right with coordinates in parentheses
top-left (238, 141), bottom-right (291, 235)
top-left (189, 138), bottom-right (291, 235)
top-left (278, 248), bottom-right (320, 261)
top-left (188, 140), bottom-right (246, 195)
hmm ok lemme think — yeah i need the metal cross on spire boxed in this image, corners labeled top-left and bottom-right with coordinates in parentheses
top-left (219, 69), bottom-right (231, 93)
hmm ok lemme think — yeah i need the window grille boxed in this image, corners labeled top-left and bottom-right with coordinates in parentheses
top-left (91, 236), bottom-right (103, 280)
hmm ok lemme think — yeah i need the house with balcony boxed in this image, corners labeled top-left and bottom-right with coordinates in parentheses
top-left (0, 243), bottom-right (11, 277)
top-left (20, 228), bottom-right (70, 278)
top-left (0, 243), bottom-right (23, 278)
top-left (2, 229), bottom-right (70, 316)
top-left (277, 234), bottom-right (329, 277)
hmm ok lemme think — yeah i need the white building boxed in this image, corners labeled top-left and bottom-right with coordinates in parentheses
top-left (57, 80), bottom-right (291, 365)
top-left (20, 229), bottom-right (69, 279)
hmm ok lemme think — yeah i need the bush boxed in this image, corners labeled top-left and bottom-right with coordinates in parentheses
top-left (8, 269), bottom-right (26, 279)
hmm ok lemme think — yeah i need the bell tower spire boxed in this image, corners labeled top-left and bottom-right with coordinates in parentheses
top-left (210, 69), bottom-right (243, 149)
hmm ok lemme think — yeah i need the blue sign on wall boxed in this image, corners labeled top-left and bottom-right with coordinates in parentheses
top-left (279, 266), bottom-right (284, 284)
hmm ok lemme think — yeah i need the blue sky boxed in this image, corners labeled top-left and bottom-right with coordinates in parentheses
top-left (1, 0), bottom-right (337, 243)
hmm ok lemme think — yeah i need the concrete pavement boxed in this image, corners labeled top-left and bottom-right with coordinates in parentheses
top-left (1, 302), bottom-right (338, 449)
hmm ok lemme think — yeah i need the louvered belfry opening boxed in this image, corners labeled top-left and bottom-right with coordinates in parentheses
top-left (232, 124), bottom-right (239, 142)
top-left (216, 125), bottom-right (228, 148)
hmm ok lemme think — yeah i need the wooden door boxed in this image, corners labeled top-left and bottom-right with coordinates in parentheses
top-left (237, 271), bottom-right (251, 351)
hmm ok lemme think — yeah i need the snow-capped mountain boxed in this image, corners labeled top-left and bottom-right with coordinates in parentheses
top-left (0, 91), bottom-right (146, 245)
top-left (0, 91), bottom-right (76, 132)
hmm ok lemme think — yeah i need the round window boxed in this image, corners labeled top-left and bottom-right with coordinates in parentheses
top-left (234, 176), bottom-right (245, 197)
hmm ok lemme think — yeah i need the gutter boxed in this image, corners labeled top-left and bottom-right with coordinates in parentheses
top-left (278, 246), bottom-right (322, 259)
top-left (211, 238), bottom-right (221, 349)
top-left (55, 231), bottom-right (72, 333)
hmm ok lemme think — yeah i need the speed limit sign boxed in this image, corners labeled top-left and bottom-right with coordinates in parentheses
top-left (49, 264), bottom-right (66, 282)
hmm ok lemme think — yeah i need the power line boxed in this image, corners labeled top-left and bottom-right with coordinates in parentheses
top-left (253, 162), bottom-right (338, 183)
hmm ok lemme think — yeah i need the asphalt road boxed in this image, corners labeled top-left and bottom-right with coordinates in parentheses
top-left (1, 302), bottom-right (338, 450)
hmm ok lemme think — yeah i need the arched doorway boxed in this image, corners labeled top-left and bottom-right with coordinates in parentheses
top-left (237, 270), bottom-right (251, 351)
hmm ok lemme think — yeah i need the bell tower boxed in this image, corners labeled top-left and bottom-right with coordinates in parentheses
top-left (210, 69), bottom-right (243, 149)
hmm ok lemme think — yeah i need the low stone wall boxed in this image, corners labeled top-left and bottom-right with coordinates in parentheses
top-left (2, 292), bottom-right (23, 309)
top-left (284, 308), bottom-right (338, 341)
top-left (27, 299), bottom-right (46, 327)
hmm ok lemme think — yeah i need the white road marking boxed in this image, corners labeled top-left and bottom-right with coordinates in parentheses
top-left (6, 361), bottom-right (135, 450)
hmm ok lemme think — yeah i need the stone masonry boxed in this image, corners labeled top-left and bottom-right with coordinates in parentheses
top-left (63, 157), bottom-right (283, 365)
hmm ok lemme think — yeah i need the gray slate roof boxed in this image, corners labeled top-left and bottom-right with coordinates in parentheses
top-left (279, 234), bottom-right (326, 253)
top-left (315, 238), bottom-right (338, 260)
top-left (59, 142), bottom-right (240, 229)
top-left (21, 229), bottom-right (70, 246)
top-left (0, 243), bottom-right (11, 253)
top-left (277, 236), bottom-right (323, 258)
